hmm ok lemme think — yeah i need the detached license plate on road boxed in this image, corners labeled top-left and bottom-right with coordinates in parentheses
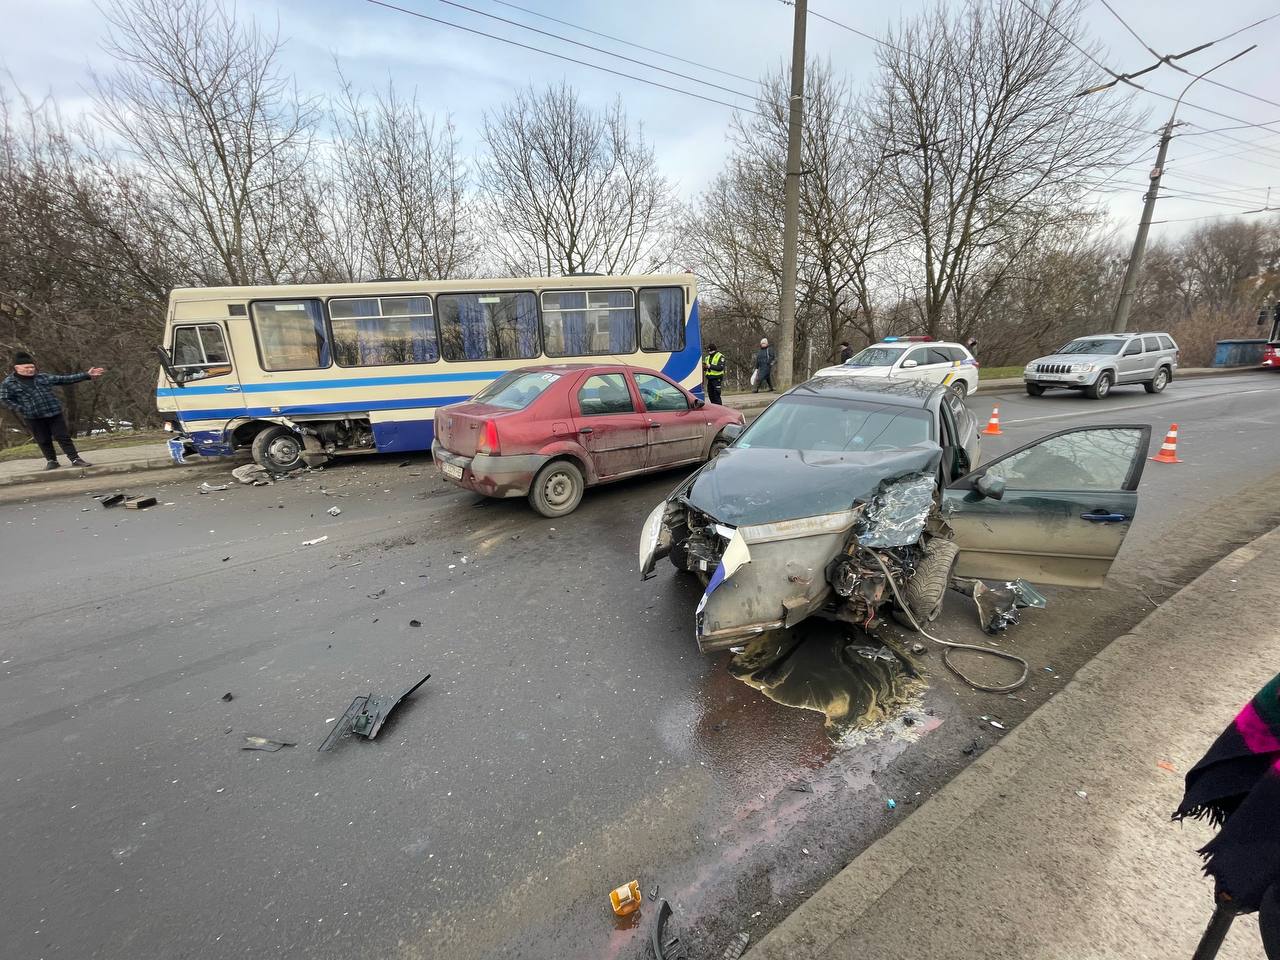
top-left (442, 461), bottom-right (464, 480)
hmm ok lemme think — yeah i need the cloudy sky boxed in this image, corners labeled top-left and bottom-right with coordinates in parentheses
top-left (5, 0), bottom-right (1280, 238)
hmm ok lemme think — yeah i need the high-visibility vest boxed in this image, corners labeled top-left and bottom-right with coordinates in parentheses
top-left (704, 352), bottom-right (725, 377)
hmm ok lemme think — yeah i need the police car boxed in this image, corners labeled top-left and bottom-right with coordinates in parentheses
top-left (813, 337), bottom-right (980, 397)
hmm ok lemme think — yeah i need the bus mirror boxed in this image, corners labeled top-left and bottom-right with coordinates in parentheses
top-left (153, 346), bottom-right (185, 387)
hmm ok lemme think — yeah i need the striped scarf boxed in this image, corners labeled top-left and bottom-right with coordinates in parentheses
top-left (1175, 672), bottom-right (1280, 948)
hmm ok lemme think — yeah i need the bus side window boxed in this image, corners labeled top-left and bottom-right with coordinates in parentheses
top-left (639, 287), bottom-right (686, 353)
top-left (251, 300), bottom-right (330, 371)
top-left (436, 292), bottom-right (540, 362)
top-left (541, 290), bottom-right (636, 357)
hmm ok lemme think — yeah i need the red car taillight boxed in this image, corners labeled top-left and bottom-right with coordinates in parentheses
top-left (477, 420), bottom-right (501, 456)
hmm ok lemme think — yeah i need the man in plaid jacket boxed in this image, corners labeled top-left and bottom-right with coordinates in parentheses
top-left (1, 351), bottom-right (106, 469)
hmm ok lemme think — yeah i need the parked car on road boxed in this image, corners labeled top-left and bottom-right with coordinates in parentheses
top-left (814, 338), bottom-right (980, 396)
top-left (1024, 332), bottom-right (1179, 398)
top-left (639, 375), bottom-right (1151, 652)
top-left (434, 364), bottom-right (743, 517)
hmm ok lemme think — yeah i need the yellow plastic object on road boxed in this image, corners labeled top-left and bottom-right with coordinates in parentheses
top-left (609, 880), bottom-right (642, 917)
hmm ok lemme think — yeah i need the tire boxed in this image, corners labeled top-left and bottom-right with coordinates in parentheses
top-left (251, 425), bottom-right (304, 472)
top-left (1084, 371), bottom-right (1113, 400)
top-left (1025, 383), bottom-right (1045, 397)
top-left (892, 538), bottom-right (960, 631)
top-left (947, 380), bottom-right (968, 399)
top-left (528, 459), bottom-right (584, 518)
top-left (1144, 366), bottom-right (1170, 394)
top-left (708, 436), bottom-right (730, 460)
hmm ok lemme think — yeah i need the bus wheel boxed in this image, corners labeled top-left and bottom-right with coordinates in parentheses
top-left (252, 426), bottom-right (304, 473)
top-left (529, 460), bottom-right (584, 518)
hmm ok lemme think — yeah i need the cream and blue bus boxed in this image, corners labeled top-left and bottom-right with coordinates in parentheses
top-left (155, 273), bottom-right (702, 471)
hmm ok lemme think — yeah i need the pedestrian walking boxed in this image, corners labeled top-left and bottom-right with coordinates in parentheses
top-left (753, 338), bottom-right (776, 393)
top-left (839, 341), bottom-right (853, 363)
top-left (702, 341), bottom-right (726, 405)
top-left (0, 351), bottom-right (105, 469)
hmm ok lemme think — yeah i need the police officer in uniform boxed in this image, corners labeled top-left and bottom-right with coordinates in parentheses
top-left (702, 342), bottom-right (725, 405)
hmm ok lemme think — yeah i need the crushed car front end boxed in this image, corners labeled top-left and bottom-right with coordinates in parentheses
top-left (640, 444), bottom-right (946, 653)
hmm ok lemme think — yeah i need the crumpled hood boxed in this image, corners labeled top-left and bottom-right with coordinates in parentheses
top-left (679, 443), bottom-right (943, 526)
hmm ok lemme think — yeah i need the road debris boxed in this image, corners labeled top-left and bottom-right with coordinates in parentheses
top-left (649, 898), bottom-right (689, 960)
top-left (961, 577), bottom-right (1049, 634)
top-left (318, 673), bottom-right (431, 751)
top-left (409, 619), bottom-right (422, 628)
top-left (609, 880), bottom-right (642, 917)
top-left (220, 692), bottom-right (234, 702)
top-left (327, 506), bottom-right (342, 516)
top-left (99, 493), bottom-right (125, 508)
top-left (787, 782), bottom-right (814, 793)
top-left (232, 463), bottom-right (273, 485)
top-left (1157, 760), bottom-right (1177, 774)
top-left (367, 589), bottom-right (386, 599)
top-left (301, 536), bottom-right (328, 547)
top-left (241, 735), bottom-right (296, 752)
top-left (886, 798), bottom-right (897, 810)
top-left (1075, 790), bottom-right (1089, 800)
top-left (198, 482), bottom-right (229, 494)
top-left (721, 932), bottom-right (750, 960)
top-left (124, 496), bottom-right (156, 510)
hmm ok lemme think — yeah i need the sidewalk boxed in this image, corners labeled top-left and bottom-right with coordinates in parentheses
top-left (0, 442), bottom-right (190, 487)
top-left (748, 526), bottom-right (1280, 959)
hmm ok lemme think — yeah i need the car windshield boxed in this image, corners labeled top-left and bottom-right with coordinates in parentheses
top-left (845, 347), bottom-right (905, 367)
top-left (471, 370), bottom-right (561, 409)
top-left (1059, 338), bottom-right (1124, 355)
top-left (737, 396), bottom-right (934, 452)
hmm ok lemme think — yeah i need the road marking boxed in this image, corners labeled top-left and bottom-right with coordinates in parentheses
top-left (998, 386), bottom-right (1280, 425)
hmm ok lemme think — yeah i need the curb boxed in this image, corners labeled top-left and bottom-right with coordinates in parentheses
top-left (0, 456), bottom-right (184, 487)
top-left (745, 524), bottom-right (1280, 959)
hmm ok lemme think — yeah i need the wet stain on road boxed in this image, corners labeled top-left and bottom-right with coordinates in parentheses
top-left (728, 620), bottom-right (923, 729)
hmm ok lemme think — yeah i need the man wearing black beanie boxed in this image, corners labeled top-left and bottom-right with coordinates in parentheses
top-left (1, 351), bottom-right (106, 470)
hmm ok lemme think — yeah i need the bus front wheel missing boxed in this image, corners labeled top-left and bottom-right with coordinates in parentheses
top-left (252, 425), bottom-right (304, 473)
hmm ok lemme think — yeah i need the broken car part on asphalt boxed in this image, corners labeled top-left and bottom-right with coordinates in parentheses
top-left (318, 673), bottom-right (431, 751)
top-left (650, 898), bottom-right (691, 960)
top-left (241, 735), bottom-right (296, 752)
top-left (959, 577), bottom-right (1049, 634)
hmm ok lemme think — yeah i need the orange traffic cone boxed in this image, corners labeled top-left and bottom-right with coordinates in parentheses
top-left (1151, 423), bottom-right (1183, 463)
top-left (982, 406), bottom-right (1003, 436)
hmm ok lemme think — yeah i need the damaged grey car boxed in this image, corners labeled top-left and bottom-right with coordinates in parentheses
top-left (638, 376), bottom-right (1152, 653)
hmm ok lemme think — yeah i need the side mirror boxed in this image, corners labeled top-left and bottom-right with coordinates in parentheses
top-left (721, 422), bottom-right (744, 442)
top-left (900, 359), bottom-right (918, 368)
top-left (975, 474), bottom-right (1006, 501)
top-left (693, 397), bottom-right (705, 409)
top-left (153, 346), bottom-right (186, 387)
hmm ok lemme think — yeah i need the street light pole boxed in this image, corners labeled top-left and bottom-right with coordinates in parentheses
top-left (776, 0), bottom-right (807, 389)
top-left (1109, 46), bottom-right (1255, 333)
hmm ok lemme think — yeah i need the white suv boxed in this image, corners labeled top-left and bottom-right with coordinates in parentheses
top-left (815, 339), bottom-right (980, 396)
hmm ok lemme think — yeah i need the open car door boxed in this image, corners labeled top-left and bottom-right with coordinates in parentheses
top-left (942, 424), bottom-right (1151, 588)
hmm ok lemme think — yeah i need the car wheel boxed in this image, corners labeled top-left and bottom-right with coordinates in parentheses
top-left (708, 433), bottom-right (731, 460)
top-left (892, 538), bottom-right (960, 631)
top-left (1085, 371), bottom-right (1113, 400)
top-left (1145, 367), bottom-right (1169, 394)
top-left (947, 380), bottom-right (968, 399)
top-left (251, 425), bottom-right (303, 472)
top-left (1025, 383), bottom-right (1045, 397)
top-left (528, 460), bottom-right (584, 518)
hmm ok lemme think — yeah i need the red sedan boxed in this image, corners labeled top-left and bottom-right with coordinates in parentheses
top-left (432, 364), bottom-right (744, 517)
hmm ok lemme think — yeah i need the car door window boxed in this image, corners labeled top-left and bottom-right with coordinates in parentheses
top-left (577, 374), bottom-right (635, 416)
top-left (1122, 340), bottom-right (1142, 357)
top-left (634, 373), bottom-right (689, 412)
top-left (981, 427), bottom-right (1147, 491)
top-left (928, 347), bottom-right (953, 365)
top-left (903, 347), bottom-right (930, 367)
top-left (1143, 336), bottom-right (1161, 352)
top-left (1159, 335), bottom-right (1176, 350)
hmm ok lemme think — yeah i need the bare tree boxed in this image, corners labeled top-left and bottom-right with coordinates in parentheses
top-left (93, 0), bottom-right (320, 285)
top-left (685, 61), bottom-right (895, 376)
top-left (327, 71), bottom-right (477, 281)
top-left (869, 0), bottom-right (1144, 340)
top-left (478, 83), bottom-right (674, 276)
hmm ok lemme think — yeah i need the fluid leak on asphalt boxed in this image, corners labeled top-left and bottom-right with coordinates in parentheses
top-left (727, 620), bottom-right (923, 729)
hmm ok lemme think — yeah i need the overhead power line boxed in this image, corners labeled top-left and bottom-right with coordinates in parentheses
top-left (483, 0), bottom-right (759, 85)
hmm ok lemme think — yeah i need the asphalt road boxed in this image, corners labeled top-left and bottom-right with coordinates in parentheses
top-left (3, 370), bottom-right (1279, 960)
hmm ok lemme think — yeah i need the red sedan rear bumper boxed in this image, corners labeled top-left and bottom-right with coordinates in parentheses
top-left (431, 442), bottom-right (548, 499)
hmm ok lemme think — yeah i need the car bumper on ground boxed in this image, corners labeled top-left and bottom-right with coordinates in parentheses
top-left (431, 442), bottom-right (548, 499)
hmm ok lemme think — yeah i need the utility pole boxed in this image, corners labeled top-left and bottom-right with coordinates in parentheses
top-left (776, 0), bottom-right (807, 390)
top-left (1106, 44), bottom-right (1255, 333)
top-left (1111, 119), bottom-right (1172, 333)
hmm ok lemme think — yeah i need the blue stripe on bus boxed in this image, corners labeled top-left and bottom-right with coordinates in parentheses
top-left (660, 297), bottom-right (702, 384)
top-left (175, 396), bottom-right (475, 422)
top-left (157, 369), bottom-right (508, 397)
